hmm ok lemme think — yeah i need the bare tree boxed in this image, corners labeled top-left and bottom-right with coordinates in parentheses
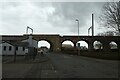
top-left (99, 1), bottom-right (120, 33)
top-left (97, 31), bottom-right (114, 36)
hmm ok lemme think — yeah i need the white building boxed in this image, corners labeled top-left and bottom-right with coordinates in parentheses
top-left (0, 35), bottom-right (38, 56)
top-left (0, 41), bottom-right (28, 56)
top-left (0, 41), bottom-right (15, 55)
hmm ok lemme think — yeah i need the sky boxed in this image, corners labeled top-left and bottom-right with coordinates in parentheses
top-left (0, 0), bottom-right (110, 36)
top-left (0, 0), bottom-right (118, 47)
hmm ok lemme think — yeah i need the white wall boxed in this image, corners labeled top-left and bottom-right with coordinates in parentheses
top-left (0, 43), bottom-right (15, 55)
top-left (0, 42), bottom-right (27, 55)
top-left (16, 47), bottom-right (26, 55)
top-left (1, 35), bottom-right (38, 56)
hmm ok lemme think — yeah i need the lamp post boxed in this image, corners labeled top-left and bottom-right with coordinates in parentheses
top-left (26, 26), bottom-right (33, 34)
top-left (88, 26), bottom-right (92, 36)
top-left (76, 19), bottom-right (79, 38)
top-left (92, 13), bottom-right (94, 36)
top-left (76, 19), bottom-right (80, 55)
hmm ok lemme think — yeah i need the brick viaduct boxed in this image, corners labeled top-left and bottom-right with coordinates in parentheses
top-left (1, 34), bottom-right (120, 52)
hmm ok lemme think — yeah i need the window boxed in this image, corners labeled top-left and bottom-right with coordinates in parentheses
top-left (23, 47), bottom-right (25, 51)
top-left (3, 46), bottom-right (6, 51)
top-left (16, 47), bottom-right (18, 51)
top-left (9, 46), bottom-right (12, 51)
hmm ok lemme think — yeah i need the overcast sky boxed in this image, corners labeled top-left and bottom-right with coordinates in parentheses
top-left (0, 0), bottom-right (118, 36)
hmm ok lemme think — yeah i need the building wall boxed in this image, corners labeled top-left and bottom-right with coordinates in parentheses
top-left (22, 39), bottom-right (38, 48)
top-left (0, 42), bottom-right (26, 55)
top-left (0, 43), bottom-right (15, 55)
top-left (32, 40), bottom-right (38, 48)
top-left (16, 47), bottom-right (26, 55)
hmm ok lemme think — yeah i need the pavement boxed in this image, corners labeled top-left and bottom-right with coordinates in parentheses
top-left (24, 53), bottom-right (60, 78)
top-left (2, 53), bottom-right (59, 78)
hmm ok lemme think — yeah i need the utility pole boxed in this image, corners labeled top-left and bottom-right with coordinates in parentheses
top-left (76, 19), bottom-right (80, 55)
top-left (92, 14), bottom-right (94, 36)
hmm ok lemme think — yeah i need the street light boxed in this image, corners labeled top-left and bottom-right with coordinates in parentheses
top-left (88, 26), bottom-right (92, 36)
top-left (76, 19), bottom-right (79, 38)
top-left (92, 13), bottom-right (94, 36)
top-left (75, 19), bottom-right (80, 55)
top-left (26, 26), bottom-right (33, 34)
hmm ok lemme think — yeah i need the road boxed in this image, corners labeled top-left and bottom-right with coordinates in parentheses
top-left (45, 52), bottom-right (119, 78)
top-left (2, 53), bottom-right (119, 79)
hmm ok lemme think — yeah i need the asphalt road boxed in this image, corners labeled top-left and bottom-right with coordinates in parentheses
top-left (2, 53), bottom-right (119, 79)
top-left (45, 52), bottom-right (119, 78)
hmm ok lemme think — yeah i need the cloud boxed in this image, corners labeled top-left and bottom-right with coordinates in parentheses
top-left (0, 2), bottom-right (105, 35)
top-left (47, 2), bottom-right (105, 34)
top-left (0, 2), bottom-right (56, 34)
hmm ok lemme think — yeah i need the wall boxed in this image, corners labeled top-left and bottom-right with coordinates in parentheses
top-left (0, 42), bottom-right (27, 55)
top-left (22, 39), bottom-right (38, 48)
top-left (0, 43), bottom-right (14, 55)
top-left (2, 35), bottom-right (120, 53)
top-left (33, 35), bottom-right (61, 52)
top-left (48, 36), bottom-right (61, 52)
top-left (62, 36), bottom-right (120, 52)
top-left (16, 47), bottom-right (26, 55)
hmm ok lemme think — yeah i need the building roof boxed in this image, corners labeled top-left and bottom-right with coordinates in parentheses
top-left (11, 42), bottom-right (29, 47)
top-left (2, 35), bottom-right (27, 41)
top-left (1, 41), bottom-right (29, 47)
top-left (2, 35), bottom-right (38, 42)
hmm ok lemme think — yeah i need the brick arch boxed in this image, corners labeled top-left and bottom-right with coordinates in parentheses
top-left (93, 40), bottom-right (103, 49)
top-left (32, 35), bottom-right (61, 52)
top-left (109, 41), bottom-right (118, 49)
top-left (38, 39), bottom-right (54, 51)
top-left (93, 39), bottom-right (103, 44)
top-left (61, 39), bottom-right (75, 44)
top-left (76, 40), bottom-right (89, 49)
top-left (98, 39), bottom-right (111, 51)
top-left (61, 40), bottom-right (75, 47)
top-left (2, 35), bottom-right (120, 52)
top-left (108, 40), bottom-right (118, 45)
top-left (78, 38), bottom-right (89, 45)
top-left (61, 39), bottom-right (77, 48)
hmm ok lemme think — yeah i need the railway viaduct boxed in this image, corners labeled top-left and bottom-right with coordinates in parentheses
top-left (1, 34), bottom-right (120, 52)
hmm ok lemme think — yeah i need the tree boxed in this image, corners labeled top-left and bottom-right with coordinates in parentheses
top-left (99, 1), bottom-right (120, 33)
top-left (97, 31), bottom-right (114, 36)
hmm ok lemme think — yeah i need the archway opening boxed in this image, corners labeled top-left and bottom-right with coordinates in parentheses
top-left (62, 40), bottom-right (74, 48)
top-left (109, 41), bottom-right (118, 49)
top-left (93, 41), bottom-right (103, 50)
top-left (76, 41), bottom-right (88, 50)
top-left (38, 40), bottom-right (51, 53)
